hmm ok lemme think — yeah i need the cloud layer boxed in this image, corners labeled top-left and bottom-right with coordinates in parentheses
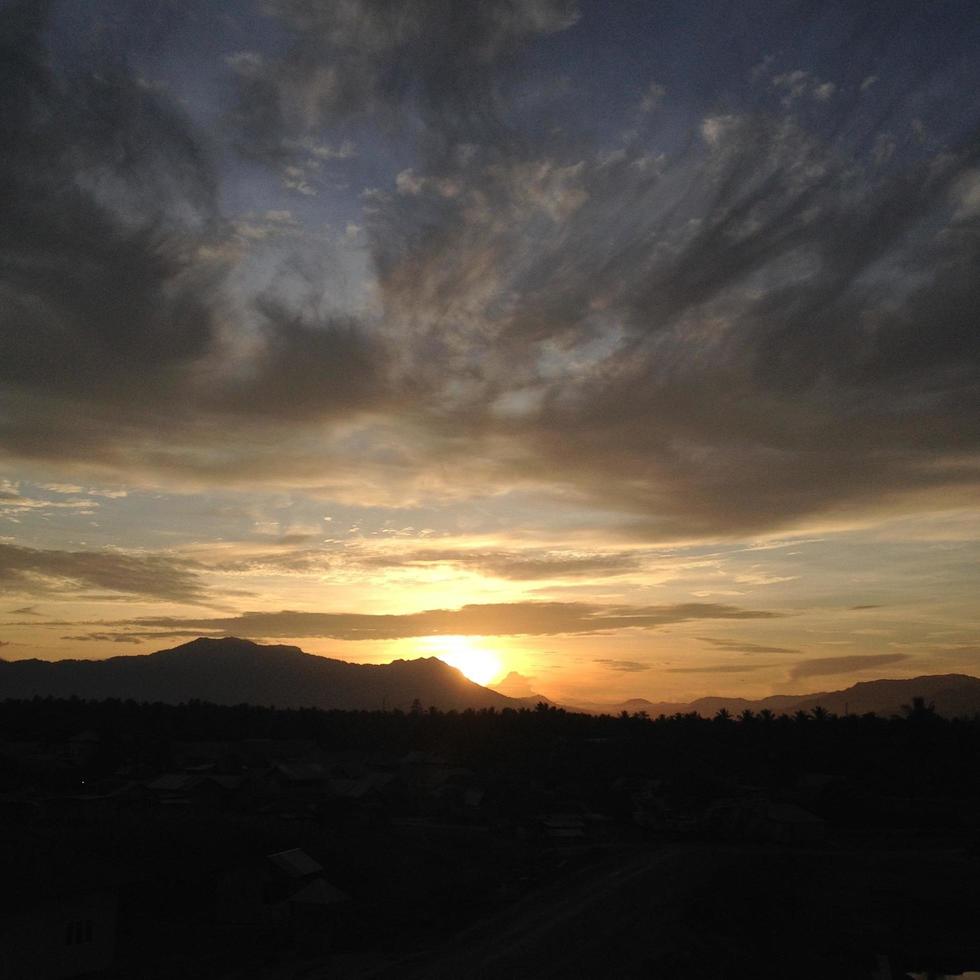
top-left (1, 0), bottom-right (978, 544)
top-left (66, 600), bottom-right (779, 642)
top-left (0, 543), bottom-right (204, 604)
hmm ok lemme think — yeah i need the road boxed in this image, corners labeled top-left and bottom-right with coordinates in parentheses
top-left (366, 844), bottom-right (712, 979)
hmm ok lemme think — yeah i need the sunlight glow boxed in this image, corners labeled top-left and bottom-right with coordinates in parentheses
top-left (430, 636), bottom-right (504, 687)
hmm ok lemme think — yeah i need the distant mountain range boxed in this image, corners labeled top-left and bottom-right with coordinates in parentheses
top-left (565, 673), bottom-right (980, 719)
top-left (3, 637), bottom-right (979, 717)
top-left (0, 637), bottom-right (528, 712)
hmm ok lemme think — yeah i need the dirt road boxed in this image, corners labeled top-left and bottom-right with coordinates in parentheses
top-left (370, 844), bottom-right (710, 979)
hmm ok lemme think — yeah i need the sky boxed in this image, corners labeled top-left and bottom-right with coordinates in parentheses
top-left (1, 0), bottom-right (979, 704)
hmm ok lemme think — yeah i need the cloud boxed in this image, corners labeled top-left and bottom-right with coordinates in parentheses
top-left (8, 606), bottom-right (39, 615)
top-left (639, 81), bottom-right (666, 113)
top-left (60, 633), bottom-right (144, 644)
top-left (364, 73), bottom-right (980, 538)
top-left (697, 637), bottom-right (799, 654)
top-left (594, 659), bottom-right (652, 673)
top-left (108, 600), bottom-right (778, 641)
top-left (0, 488), bottom-right (98, 516)
top-left (0, 4), bottom-right (220, 402)
top-left (57, 629), bottom-right (215, 644)
top-left (788, 653), bottom-right (910, 679)
top-left (1, 0), bottom-right (978, 547)
top-left (664, 664), bottom-right (774, 674)
top-left (232, 0), bottom-right (580, 158)
top-left (0, 542), bottom-right (206, 603)
top-left (493, 670), bottom-right (541, 697)
top-left (355, 547), bottom-right (646, 580)
top-left (0, 2), bottom-right (388, 478)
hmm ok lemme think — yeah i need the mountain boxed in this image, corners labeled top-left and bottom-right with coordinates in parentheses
top-left (564, 674), bottom-right (980, 719)
top-left (563, 697), bottom-right (689, 716)
top-left (4, 641), bottom-right (979, 718)
top-left (0, 637), bottom-right (525, 712)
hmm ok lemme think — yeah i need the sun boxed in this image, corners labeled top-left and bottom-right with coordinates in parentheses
top-left (430, 636), bottom-right (504, 687)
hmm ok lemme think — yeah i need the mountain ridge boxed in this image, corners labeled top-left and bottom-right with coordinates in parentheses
top-left (4, 638), bottom-right (980, 717)
top-left (563, 672), bottom-right (980, 719)
top-left (0, 636), bottom-right (527, 712)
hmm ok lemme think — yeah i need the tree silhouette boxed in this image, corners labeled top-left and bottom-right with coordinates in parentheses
top-left (900, 695), bottom-right (937, 721)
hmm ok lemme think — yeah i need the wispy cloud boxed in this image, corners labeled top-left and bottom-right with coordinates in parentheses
top-left (355, 547), bottom-right (646, 580)
top-left (0, 0), bottom-right (976, 547)
top-left (789, 654), bottom-right (910, 679)
top-left (60, 600), bottom-right (779, 642)
top-left (594, 659), bottom-right (652, 673)
top-left (0, 543), bottom-right (206, 604)
top-left (697, 637), bottom-right (799, 654)
top-left (61, 633), bottom-right (143, 644)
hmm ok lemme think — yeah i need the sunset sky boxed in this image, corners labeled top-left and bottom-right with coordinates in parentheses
top-left (2, 0), bottom-right (979, 704)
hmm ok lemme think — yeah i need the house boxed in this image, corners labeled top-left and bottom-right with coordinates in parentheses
top-left (329, 772), bottom-right (395, 802)
top-left (0, 890), bottom-right (117, 980)
top-left (215, 848), bottom-right (348, 932)
top-left (145, 773), bottom-right (225, 809)
top-left (268, 762), bottom-right (330, 799)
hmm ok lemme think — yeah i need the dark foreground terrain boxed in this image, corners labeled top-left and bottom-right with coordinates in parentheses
top-left (1, 696), bottom-right (978, 978)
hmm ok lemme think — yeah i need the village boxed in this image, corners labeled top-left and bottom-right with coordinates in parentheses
top-left (1, 698), bottom-right (978, 977)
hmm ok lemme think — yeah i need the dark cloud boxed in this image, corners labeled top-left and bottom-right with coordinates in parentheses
top-left (849, 605), bottom-right (884, 611)
top-left (0, 3), bottom-right (218, 399)
top-left (120, 600), bottom-right (778, 640)
top-left (594, 659), bottom-right (652, 673)
top-left (232, 0), bottom-right (579, 159)
top-left (0, 1), bottom-right (388, 475)
top-left (664, 664), bottom-right (775, 674)
top-left (697, 637), bottom-right (799, 654)
top-left (0, 543), bottom-right (205, 604)
top-left (373, 111), bottom-right (980, 537)
top-left (1, 0), bottom-right (978, 544)
top-left (789, 653), bottom-right (910, 680)
top-left (57, 629), bottom-right (215, 644)
top-left (60, 633), bottom-right (143, 644)
top-left (8, 606), bottom-right (39, 615)
top-left (363, 3), bottom-right (980, 538)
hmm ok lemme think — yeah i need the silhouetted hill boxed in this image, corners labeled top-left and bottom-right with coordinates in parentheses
top-left (565, 674), bottom-right (980, 719)
top-left (0, 637), bottom-right (524, 711)
top-left (5, 642), bottom-right (978, 718)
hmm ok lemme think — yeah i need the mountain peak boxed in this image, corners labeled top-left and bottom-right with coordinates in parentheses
top-left (152, 636), bottom-right (305, 660)
top-left (0, 638), bottom-right (523, 712)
